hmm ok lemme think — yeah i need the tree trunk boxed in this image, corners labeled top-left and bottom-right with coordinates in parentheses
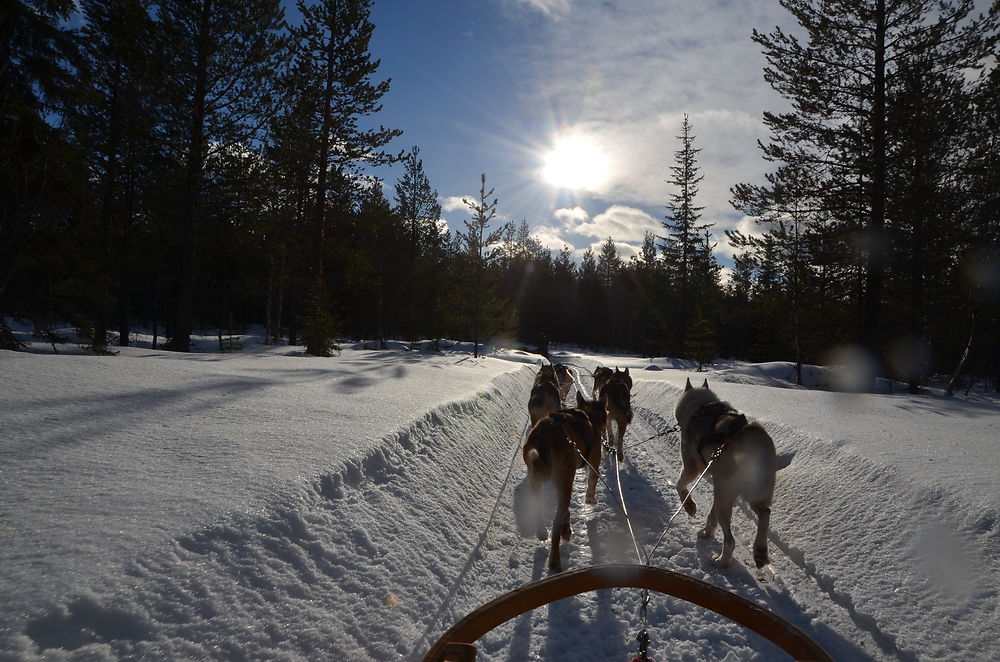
top-left (946, 299), bottom-right (975, 396)
top-left (861, 0), bottom-right (887, 375)
top-left (172, 0), bottom-right (212, 352)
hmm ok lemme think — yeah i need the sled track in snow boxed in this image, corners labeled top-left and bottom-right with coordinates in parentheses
top-left (7, 368), bottom-right (997, 661)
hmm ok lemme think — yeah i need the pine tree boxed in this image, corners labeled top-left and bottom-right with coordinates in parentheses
top-left (156, 0), bottom-right (288, 351)
top-left (743, 0), bottom-right (998, 380)
top-left (0, 0), bottom-right (79, 350)
top-left (629, 231), bottom-right (668, 355)
top-left (74, 0), bottom-right (161, 351)
top-left (577, 247), bottom-right (603, 348)
top-left (394, 146), bottom-right (442, 346)
top-left (458, 174), bottom-right (504, 358)
top-left (294, 0), bottom-right (401, 355)
top-left (963, 58), bottom-right (1000, 391)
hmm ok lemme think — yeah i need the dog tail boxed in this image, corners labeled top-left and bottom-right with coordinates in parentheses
top-left (524, 446), bottom-right (550, 481)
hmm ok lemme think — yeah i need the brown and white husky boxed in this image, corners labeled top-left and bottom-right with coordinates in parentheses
top-left (523, 392), bottom-right (608, 572)
top-left (674, 378), bottom-right (776, 570)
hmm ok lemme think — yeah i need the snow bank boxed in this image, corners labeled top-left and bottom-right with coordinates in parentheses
top-left (1, 355), bottom-right (535, 659)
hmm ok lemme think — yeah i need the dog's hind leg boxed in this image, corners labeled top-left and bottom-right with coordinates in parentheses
top-left (530, 479), bottom-right (547, 540)
top-left (750, 502), bottom-right (771, 569)
top-left (698, 507), bottom-right (718, 540)
top-left (712, 490), bottom-right (739, 567)
top-left (548, 470), bottom-right (574, 572)
top-left (615, 418), bottom-right (626, 462)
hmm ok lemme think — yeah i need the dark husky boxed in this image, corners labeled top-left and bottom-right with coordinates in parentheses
top-left (528, 364), bottom-right (561, 426)
top-left (599, 367), bottom-right (633, 462)
top-left (552, 363), bottom-right (574, 402)
top-left (523, 392), bottom-right (609, 572)
top-left (592, 366), bottom-right (614, 399)
top-left (674, 378), bottom-right (776, 570)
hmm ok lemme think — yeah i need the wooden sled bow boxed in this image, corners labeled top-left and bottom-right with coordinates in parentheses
top-left (423, 564), bottom-right (833, 662)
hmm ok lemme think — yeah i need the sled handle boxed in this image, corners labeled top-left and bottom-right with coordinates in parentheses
top-left (423, 564), bottom-right (833, 662)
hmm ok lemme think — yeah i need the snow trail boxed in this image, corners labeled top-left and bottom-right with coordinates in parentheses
top-left (4, 344), bottom-right (998, 661)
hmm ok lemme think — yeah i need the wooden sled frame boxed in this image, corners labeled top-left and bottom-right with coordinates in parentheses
top-left (423, 564), bottom-right (833, 662)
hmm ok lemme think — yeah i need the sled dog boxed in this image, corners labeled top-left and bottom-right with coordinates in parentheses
top-left (553, 363), bottom-right (574, 402)
top-left (599, 367), bottom-right (633, 462)
top-left (592, 366), bottom-right (614, 399)
top-left (528, 365), bottom-right (562, 426)
top-left (674, 378), bottom-right (776, 569)
top-left (523, 392), bottom-right (608, 572)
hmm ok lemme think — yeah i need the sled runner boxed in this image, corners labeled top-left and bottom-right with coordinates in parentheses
top-left (423, 564), bottom-right (833, 662)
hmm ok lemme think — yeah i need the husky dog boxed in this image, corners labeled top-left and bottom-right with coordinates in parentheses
top-left (674, 378), bottom-right (776, 569)
top-left (552, 363), bottom-right (574, 402)
top-left (592, 366), bottom-right (614, 399)
top-left (528, 365), bottom-right (562, 426)
top-left (599, 367), bottom-right (633, 462)
top-left (523, 392), bottom-right (609, 572)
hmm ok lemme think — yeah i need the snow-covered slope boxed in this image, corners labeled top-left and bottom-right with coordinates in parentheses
top-left (2, 338), bottom-right (998, 660)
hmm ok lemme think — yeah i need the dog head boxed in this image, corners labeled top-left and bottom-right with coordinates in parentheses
top-left (675, 377), bottom-right (719, 428)
top-left (593, 366), bottom-right (613, 388)
top-left (535, 364), bottom-right (557, 384)
top-left (553, 363), bottom-right (572, 383)
top-left (614, 367), bottom-right (633, 389)
top-left (576, 390), bottom-right (608, 431)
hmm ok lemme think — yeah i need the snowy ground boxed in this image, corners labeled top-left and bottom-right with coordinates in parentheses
top-left (1, 329), bottom-right (998, 661)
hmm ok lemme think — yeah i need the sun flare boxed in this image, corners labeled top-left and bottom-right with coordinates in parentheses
top-left (540, 133), bottom-right (609, 191)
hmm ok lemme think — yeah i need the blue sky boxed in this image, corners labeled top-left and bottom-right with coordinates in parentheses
top-left (361, 0), bottom-right (801, 271)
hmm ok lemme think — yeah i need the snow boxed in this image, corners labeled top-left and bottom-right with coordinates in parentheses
top-left (1, 330), bottom-right (998, 661)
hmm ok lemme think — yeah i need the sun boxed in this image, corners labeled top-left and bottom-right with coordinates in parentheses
top-left (540, 133), bottom-right (609, 191)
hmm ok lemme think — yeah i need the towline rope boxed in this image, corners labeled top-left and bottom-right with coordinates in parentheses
top-left (645, 442), bottom-right (727, 564)
top-left (409, 413), bottom-right (532, 660)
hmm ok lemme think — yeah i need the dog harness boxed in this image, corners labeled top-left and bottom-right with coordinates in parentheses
top-left (691, 401), bottom-right (748, 461)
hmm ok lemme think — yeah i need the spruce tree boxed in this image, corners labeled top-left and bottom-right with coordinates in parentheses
top-left (661, 114), bottom-right (712, 350)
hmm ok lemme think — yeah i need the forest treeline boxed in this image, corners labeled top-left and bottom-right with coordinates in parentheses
top-left (2, 0), bottom-right (999, 392)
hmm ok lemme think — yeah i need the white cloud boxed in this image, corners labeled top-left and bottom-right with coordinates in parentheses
top-left (713, 215), bottom-right (766, 260)
top-left (509, 0), bottom-right (571, 17)
top-left (532, 225), bottom-right (573, 250)
top-left (553, 206), bottom-right (589, 223)
top-left (581, 238), bottom-right (641, 263)
top-left (572, 204), bottom-right (660, 241)
top-left (440, 196), bottom-right (470, 213)
top-left (514, 1), bottom-right (796, 230)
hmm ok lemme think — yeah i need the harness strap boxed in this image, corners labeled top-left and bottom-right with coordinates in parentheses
top-left (692, 402), bottom-right (748, 461)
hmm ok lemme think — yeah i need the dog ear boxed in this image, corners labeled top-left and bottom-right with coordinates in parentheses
top-left (685, 377), bottom-right (693, 391)
top-left (701, 378), bottom-right (709, 389)
top-left (624, 367), bottom-right (629, 376)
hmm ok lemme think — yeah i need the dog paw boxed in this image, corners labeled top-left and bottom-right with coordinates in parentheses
top-left (683, 500), bottom-right (697, 517)
top-left (753, 548), bottom-right (770, 569)
top-left (585, 495), bottom-right (597, 505)
top-left (712, 554), bottom-right (733, 568)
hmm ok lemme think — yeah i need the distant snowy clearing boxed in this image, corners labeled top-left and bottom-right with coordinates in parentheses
top-left (2, 330), bottom-right (998, 660)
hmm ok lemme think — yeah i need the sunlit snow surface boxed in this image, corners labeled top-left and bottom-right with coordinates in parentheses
top-left (1, 332), bottom-right (998, 661)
